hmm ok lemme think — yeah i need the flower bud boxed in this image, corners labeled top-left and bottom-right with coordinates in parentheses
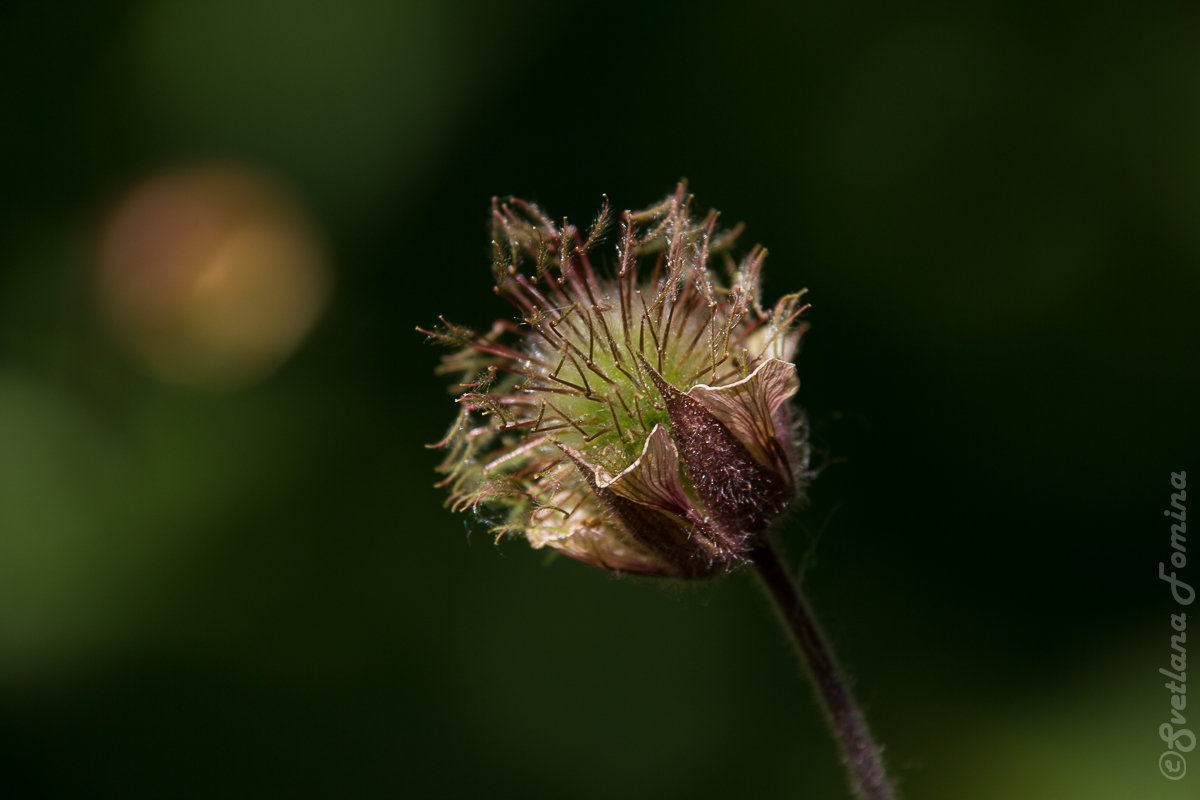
top-left (422, 184), bottom-right (810, 577)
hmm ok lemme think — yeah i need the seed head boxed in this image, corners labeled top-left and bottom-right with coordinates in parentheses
top-left (421, 183), bottom-right (811, 577)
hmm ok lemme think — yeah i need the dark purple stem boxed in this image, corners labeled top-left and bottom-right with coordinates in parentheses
top-left (751, 537), bottom-right (898, 800)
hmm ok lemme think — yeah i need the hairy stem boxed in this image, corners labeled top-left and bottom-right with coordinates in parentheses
top-left (751, 537), bottom-right (899, 800)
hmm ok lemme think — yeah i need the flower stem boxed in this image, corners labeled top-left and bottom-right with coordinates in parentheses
top-left (751, 537), bottom-right (899, 800)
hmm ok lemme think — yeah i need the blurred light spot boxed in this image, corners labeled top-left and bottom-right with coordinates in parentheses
top-left (98, 165), bottom-right (331, 390)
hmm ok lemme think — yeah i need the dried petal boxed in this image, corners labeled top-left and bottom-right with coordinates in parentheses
top-left (640, 356), bottom-right (794, 535)
top-left (559, 440), bottom-right (723, 577)
top-left (688, 358), bottom-right (799, 478)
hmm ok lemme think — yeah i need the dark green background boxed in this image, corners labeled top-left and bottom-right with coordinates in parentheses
top-left (2, 1), bottom-right (1197, 797)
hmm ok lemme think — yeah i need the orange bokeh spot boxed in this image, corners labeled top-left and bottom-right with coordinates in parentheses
top-left (98, 165), bottom-right (331, 390)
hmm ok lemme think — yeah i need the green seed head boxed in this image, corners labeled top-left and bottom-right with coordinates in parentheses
top-left (422, 183), bottom-right (810, 577)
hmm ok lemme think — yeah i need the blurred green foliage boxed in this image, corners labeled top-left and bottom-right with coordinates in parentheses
top-left (1, 1), bottom-right (1197, 797)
